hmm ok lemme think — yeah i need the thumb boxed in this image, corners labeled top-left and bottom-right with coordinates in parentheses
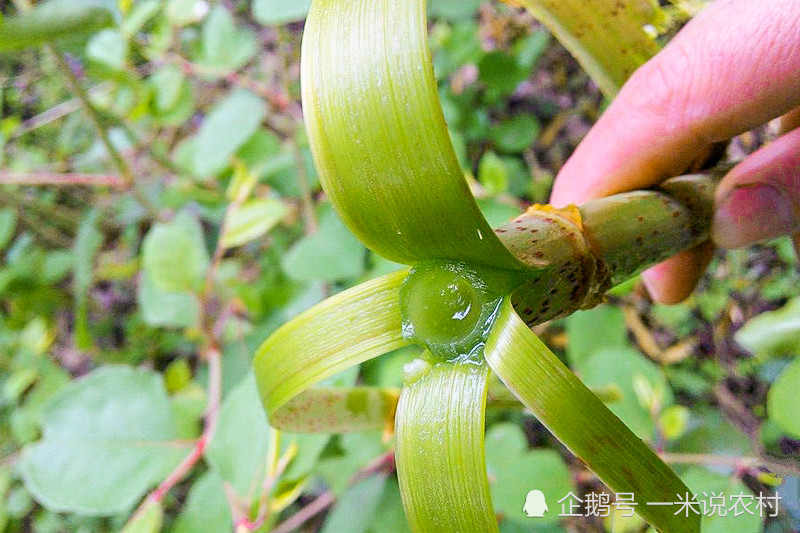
top-left (713, 125), bottom-right (800, 248)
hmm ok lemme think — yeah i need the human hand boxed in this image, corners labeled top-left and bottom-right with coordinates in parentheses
top-left (549, 0), bottom-right (800, 304)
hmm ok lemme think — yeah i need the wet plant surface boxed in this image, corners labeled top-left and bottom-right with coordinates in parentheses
top-left (0, 1), bottom-right (798, 532)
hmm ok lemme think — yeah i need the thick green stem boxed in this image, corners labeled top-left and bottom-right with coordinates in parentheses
top-left (497, 171), bottom-right (719, 327)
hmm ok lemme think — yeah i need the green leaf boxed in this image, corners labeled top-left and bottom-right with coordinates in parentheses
top-left (281, 204), bottom-right (366, 282)
top-left (579, 346), bottom-right (671, 439)
top-left (316, 432), bottom-right (386, 495)
top-left (234, 129), bottom-right (282, 171)
top-left (489, 114), bottom-right (540, 153)
top-left (517, 0), bottom-right (661, 97)
top-left (204, 373), bottom-right (270, 498)
top-left (199, 5), bottom-right (257, 72)
top-left (20, 366), bottom-right (188, 515)
top-left (151, 82), bottom-right (195, 126)
top-left (121, 0), bottom-right (160, 37)
top-left (301, 0), bottom-right (523, 269)
top-left (0, 2), bottom-right (113, 52)
top-left (514, 29), bottom-right (551, 71)
top-left (254, 270), bottom-right (410, 427)
top-left (137, 270), bottom-right (200, 328)
top-left (672, 408), bottom-right (751, 457)
top-left (396, 360), bottom-right (497, 532)
top-left (73, 209), bottom-right (102, 350)
top-left (141, 211), bottom-right (209, 293)
top-left (478, 51), bottom-right (529, 100)
top-left (171, 471), bottom-right (232, 533)
top-left (120, 500), bottom-right (162, 533)
top-left (431, 21), bottom-right (484, 78)
top-left (320, 473), bottom-right (388, 533)
top-left (86, 28), bottom-right (127, 70)
top-left (767, 357), bottom-right (800, 438)
top-left (484, 423), bottom-right (572, 525)
top-left (681, 468), bottom-right (763, 533)
top-left (427, 0), bottom-right (482, 20)
top-left (565, 305), bottom-right (628, 368)
top-left (252, 0), bottom-right (311, 25)
top-left (149, 65), bottom-right (185, 112)
top-left (368, 478), bottom-right (411, 533)
top-left (221, 198), bottom-right (288, 249)
top-left (735, 297), bottom-right (800, 356)
top-left (166, 0), bottom-right (207, 26)
top-left (659, 405), bottom-right (690, 441)
top-left (281, 432), bottom-right (330, 482)
top-left (485, 298), bottom-right (697, 533)
top-left (193, 89), bottom-right (265, 178)
top-left (478, 150), bottom-right (509, 196)
top-left (0, 207), bottom-right (18, 250)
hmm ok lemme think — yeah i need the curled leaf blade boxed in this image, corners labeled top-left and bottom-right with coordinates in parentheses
top-left (395, 359), bottom-right (497, 532)
top-left (254, 270), bottom-right (410, 429)
top-left (301, 0), bottom-right (522, 269)
top-left (485, 298), bottom-right (699, 533)
top-left (512, 0), bottom-right (662, 97)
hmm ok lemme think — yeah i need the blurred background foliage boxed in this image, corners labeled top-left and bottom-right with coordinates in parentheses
top-left (0, 0), bottom-right (798, 531)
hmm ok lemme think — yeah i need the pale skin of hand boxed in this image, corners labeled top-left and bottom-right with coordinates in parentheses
top-left (550, 0), bottom-right (800, 304)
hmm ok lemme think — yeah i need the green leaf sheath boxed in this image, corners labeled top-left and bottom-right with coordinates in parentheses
top-left (20, 366), bottom-right (188, 515)
top-left (485, 299), bottom-right (699, 533)
top-left (300, 0), bottom-right (523, 270)
top-left (253, 270), bottom-right (410, 432)
top-left (395, 359), bottom-right (497, 533)
top-left (0, 4), bottom-right (114, 52)
top-left (497, 172), bottom-right (718, 327)
top-left (514, 0), bottom-right (661, 97)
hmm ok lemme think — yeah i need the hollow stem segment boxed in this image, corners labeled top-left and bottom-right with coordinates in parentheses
top-left (497, 172), bottom-right (719, 327)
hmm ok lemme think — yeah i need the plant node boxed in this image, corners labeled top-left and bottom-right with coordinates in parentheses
top-left (400, 260), bottom-right (509, 361)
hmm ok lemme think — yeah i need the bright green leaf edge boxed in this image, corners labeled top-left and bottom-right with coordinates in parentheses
top-left (395, 359), bottom-right (497, 532)
top-left (300, 0), bottom-right (523, 271)
top-left (253, 270), bottom-right (411, 430)
top-left (485, 298), bottom-right (699, 533)
top-left (514, 0), bottom-right (661, 98)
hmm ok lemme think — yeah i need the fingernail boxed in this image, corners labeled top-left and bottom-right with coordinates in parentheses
top-left (713, 185), bottom-right (797, 248)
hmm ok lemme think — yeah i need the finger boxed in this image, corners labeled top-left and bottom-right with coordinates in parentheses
top-left (780, 105), bottom-right (800, 134)
top-left (551, 0), bottom-right (800, 208)
top-left (713, 126), bottom-right (800, 248)
top-left (640, 242), bottom-right (715, 305)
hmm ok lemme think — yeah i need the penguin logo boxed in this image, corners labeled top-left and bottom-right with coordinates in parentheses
top-left (523, 489), bottom-right (548, 517)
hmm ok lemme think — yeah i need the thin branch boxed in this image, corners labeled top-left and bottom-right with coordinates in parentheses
top-left (164, 53), bottom-right (290, 111)
top-left (1, 188), bottom-right (82, 230)
top-left (271, 451), bottom-right (395, 533)
top-left (9, 83), bottom-right (112, 139)
top-left (46, 47), bottom-right (133, 187)
top-left (271, 491), bottom-right (335, 533)
top-left (11, 98), bottom-right (82, 138)
top-left (291, 140), bottom-right (317, 235)
top-left (244, 438), bottom-right (296, 532)
top-left (45, 46), bottom-right (163, 219)
top-left (660, 452), bottom-right (800, 479)
top-left (275, 28), bottom-right (316, 235)
top-left (126, 198), bottom-right (236, 526)
top-left (0, 172), bottom-right (126, 187)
